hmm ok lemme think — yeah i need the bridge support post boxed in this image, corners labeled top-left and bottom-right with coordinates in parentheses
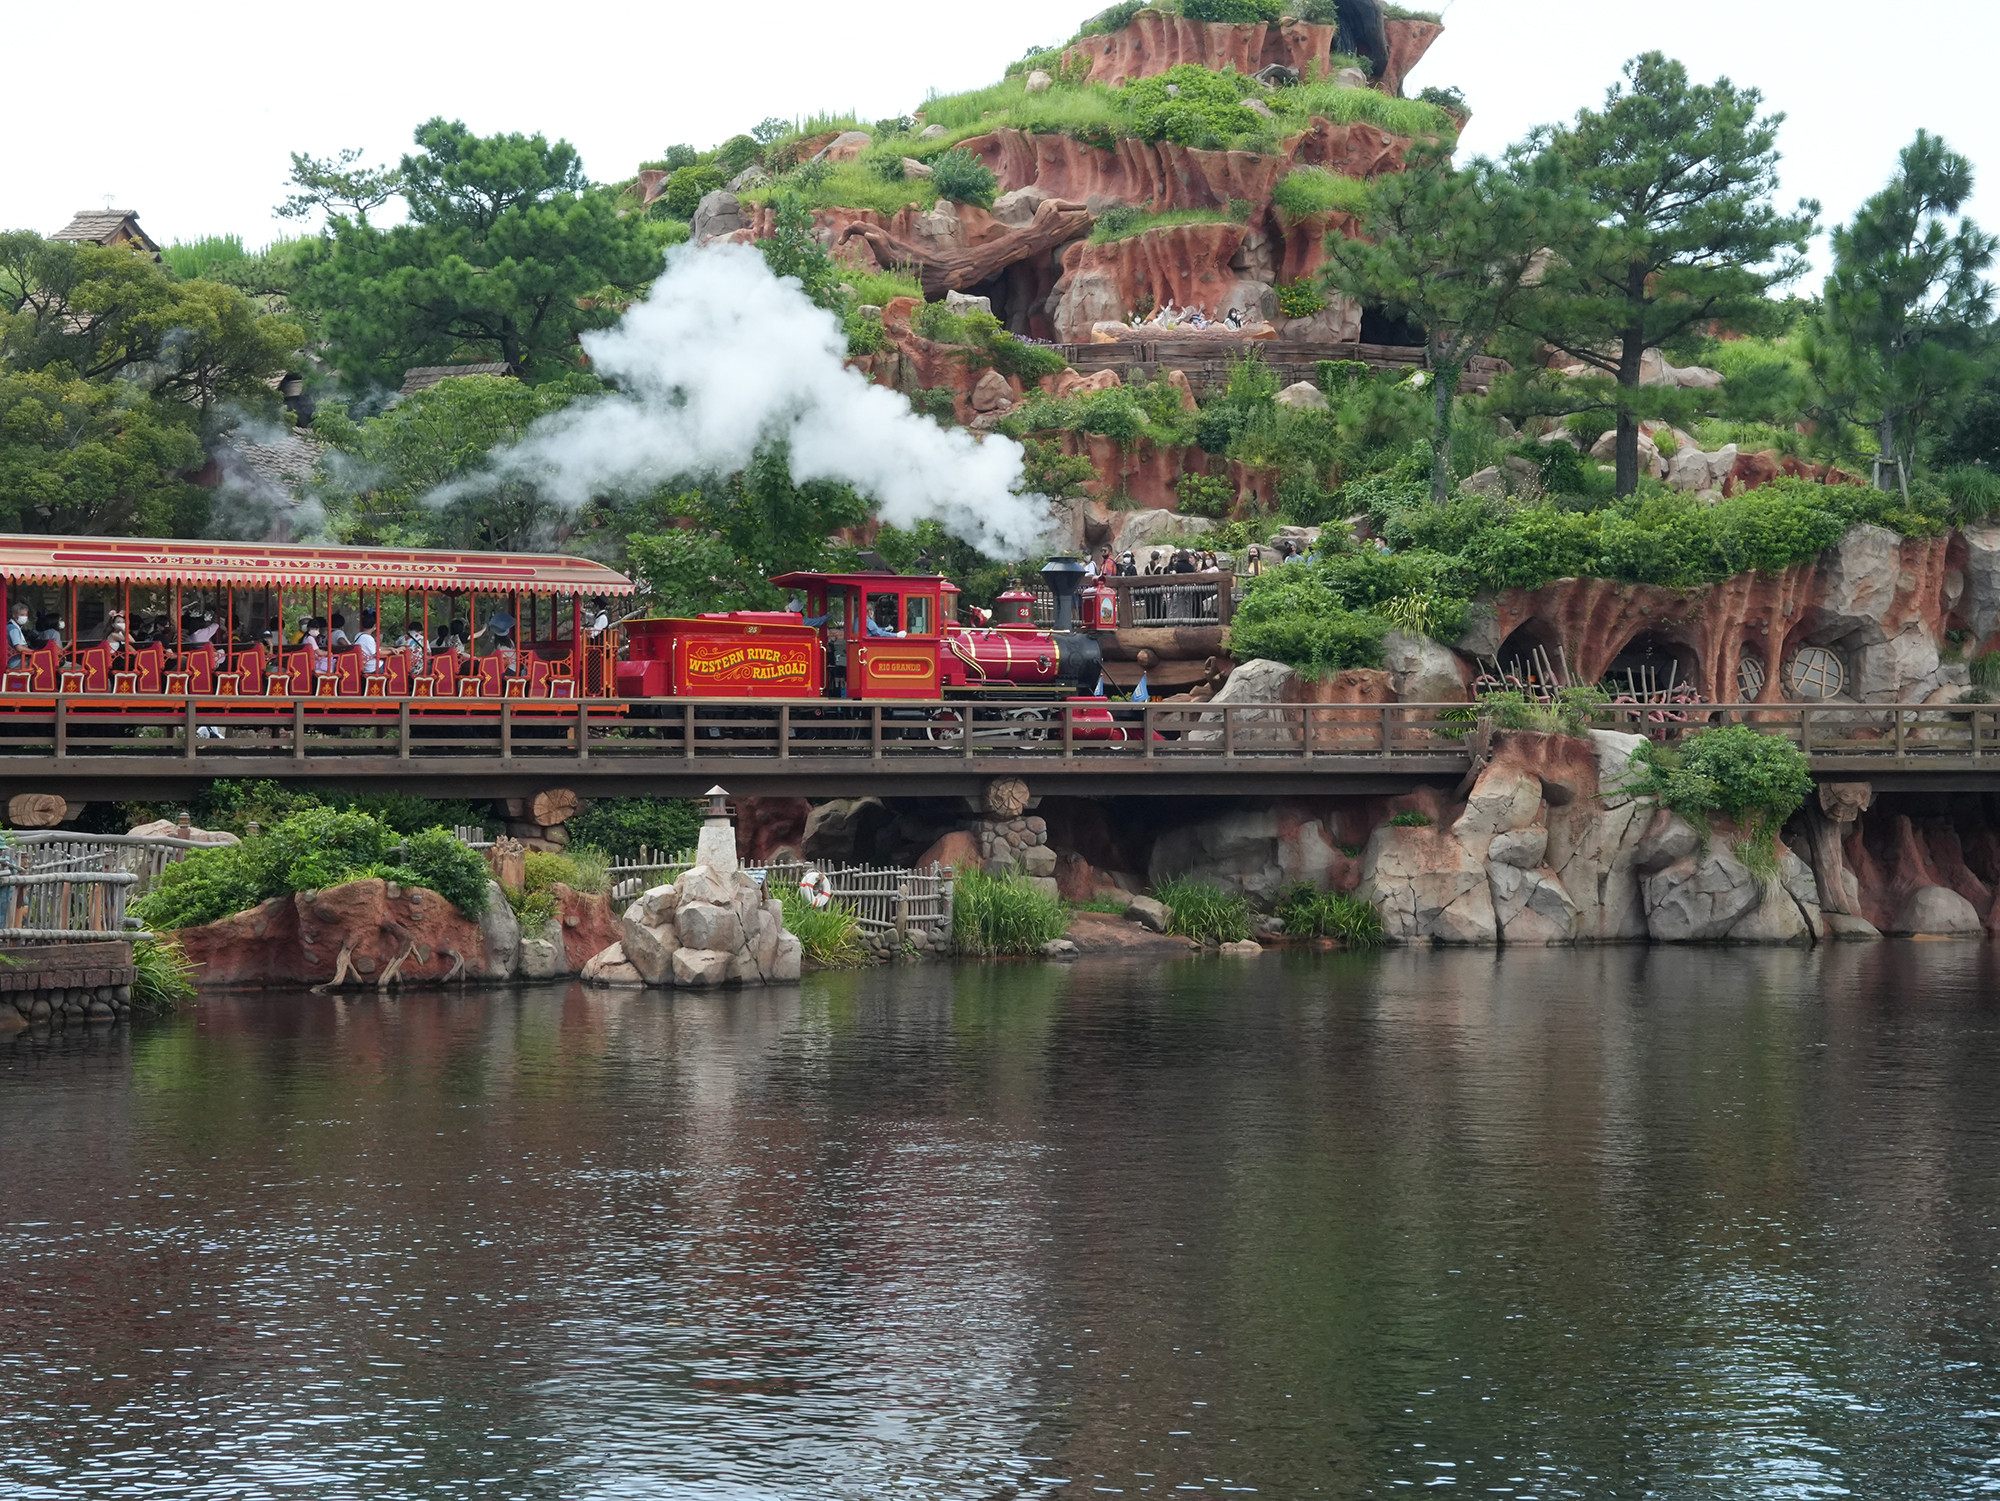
top-left (52, 698), bottom-right (66, 761)
top-left (501, 702), bottom-right (513, 761)
top-left (184, 699), bottom-right (198, 762)
top-left (398, 700), bottom-right (411, 761)
top-left (292, 700), bottom-right (306, 762)
top-left (577, 701), bottom-right (590, 762)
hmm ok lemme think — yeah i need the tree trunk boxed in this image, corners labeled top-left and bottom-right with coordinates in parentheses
top-left (1429, 352), bottom-right (1457, 506)
top-left (1615, 328), bottom-right (1645, 498)
top-left (530, 788), bottom-right (580, 827)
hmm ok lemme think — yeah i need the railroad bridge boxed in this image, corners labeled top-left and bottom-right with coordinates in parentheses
top-left (0, 696), bottom-right (1994, 802)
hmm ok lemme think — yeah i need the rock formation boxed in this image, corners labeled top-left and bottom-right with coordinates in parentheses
top-left (587, 863), bottom-right (802, 990)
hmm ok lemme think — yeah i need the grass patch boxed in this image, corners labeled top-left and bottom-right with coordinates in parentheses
top-left (953, 868), bottom-right (1068, 955)
top-left (1271, 166), bottom-right (1372, 220)
top-left (1089, 206), bottom-right (1238, 243)
top-left (844, 266), bottom-right (925, 306)
top-left (780, 888), bottom-right (867, 967)
top-left (1155, 877), bottom-right (1252, 944)
top-left (1274, 883), bottom-right (1386, 945)
top-left (1387, 811), bottom-right (1432, 828)
top-left (131, 938), bottom-right (198, 1011)
top-left (1067, 895), bottom-right (1131, 915)
top-left (743, 160), bottom-right (938, 215)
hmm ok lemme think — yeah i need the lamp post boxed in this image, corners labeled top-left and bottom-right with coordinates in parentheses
top-left (696, 784), bottom-right (738, 875)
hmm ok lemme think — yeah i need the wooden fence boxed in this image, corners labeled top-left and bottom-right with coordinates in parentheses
top-left (608, 856), bottom-right (952, 936)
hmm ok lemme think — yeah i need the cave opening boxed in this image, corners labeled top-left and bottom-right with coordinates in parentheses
top-left (1603, 631), bottom-right (1701, 698)
top-left (1489, 620), bottom-right (1565, 687)
top-left (1360, 305), bottom-right (1425, 347)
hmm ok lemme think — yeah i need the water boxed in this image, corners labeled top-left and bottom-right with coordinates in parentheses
top-left (5, 946), bottom-right (2000, 1498)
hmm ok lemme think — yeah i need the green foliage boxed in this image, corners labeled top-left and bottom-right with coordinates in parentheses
top-left (1155, 877), bottom-right (1251, 944)
top-left (1088, 206), bottom-right (1235, 244)
top-left (1120, 65), bottom-right (1262, 146)
top-left (130, 938), bottom-right (198, 1011)
top-left (930, 148), bottom-right (999, 209)
top-left (1078, 1), bottom-right (1149, 37)
top-left (399, 827), bottom-right (492, 916)
top-left (162, 234), bottom-right (248, 281)
top-left (1388, 811), bottom-right (1433, 827)
top-left (1272, 167), bottom-right (1372, 221)
top-left (1229, 547), bottom-right (1473, 676)
top-left (1276, 280), bottom-right (1325, 319)
top-left (132, 807), bottom-right (489, 930)
top-left (1806, 131), bottom-right (1995, 486)
top-left (1176, 472), bottom-right (1235, 517)
top-left (1506, 54), bottom-right (1818, 496)
top-left (758, 193), bottom-right (842, 309)
top-left (567, 798), bottom-right (703, 858)
top-left (1275, 883), bottom-right (1386, 945)
top-left (311, 371), bottom-right (600, 547)
top-left (294, 119), bottom-right (667, 388)
top-left (781, 886), bottom-right (867, 967)
top-left (746, 159), bottom-right (936, 216)
top-left (1322, 144), bottom-right (1586, 503)
top-left (1180, 0), bottom-right (1280, 19)
top-left (953, 868), bottom-right (1069, 955)
top-left (1970, 651), bottom-right (2000, 691)
top-left (170, 780), bottom-right (492, 840)
top-left (519, 847), bottom-right (610, 898)
top-left (661, 164), bottom-right (726, 218)
top-left (844, 267), bottom-right (924, 306)
top-left (1623, 724), bottom-right (1814, 865)
top-left (1472, 685), bottom-right (1608, 737)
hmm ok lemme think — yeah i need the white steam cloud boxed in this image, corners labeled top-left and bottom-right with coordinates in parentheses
top-left (460, 242), bottom-right (1053, 556)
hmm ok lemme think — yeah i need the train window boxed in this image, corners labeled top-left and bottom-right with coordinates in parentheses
top-left (825, 593), bottom-right (848, 634)
top-left (905, 596), bottom-right (934, 636)
top-left (865, 593), bottom-right (902, 636)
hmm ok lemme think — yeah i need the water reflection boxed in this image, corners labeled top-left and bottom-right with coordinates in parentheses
top-left (3, 946), bottom-right (2000, 1497)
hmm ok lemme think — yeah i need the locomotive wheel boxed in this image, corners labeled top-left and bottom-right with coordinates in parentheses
top-left (1003, 707), bottom-right (1049, 744)
top-left (925, 708), bottom-right (964, 745)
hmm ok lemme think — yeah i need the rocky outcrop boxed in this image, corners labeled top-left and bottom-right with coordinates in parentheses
top-left (595, 862), bottom-right (802, 990)
top-left (1050, 222), bottom-right (1260, 342)
top-left (1350, 730), bottom-right (1830, 947)
top-left (1057, 9), bottom-right (1441, 99)
top-left (178, 879), bottom-right (520, 990)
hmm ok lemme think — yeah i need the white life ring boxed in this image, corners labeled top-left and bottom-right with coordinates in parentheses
top-left (799, 870), bottom-right (833, 909)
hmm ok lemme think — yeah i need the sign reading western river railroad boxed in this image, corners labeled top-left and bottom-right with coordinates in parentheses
top-left (680, 637), bottom-right (817, 693)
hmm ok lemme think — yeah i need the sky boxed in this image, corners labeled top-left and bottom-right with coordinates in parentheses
top-left (4, 0), bottom-right (1994, 283)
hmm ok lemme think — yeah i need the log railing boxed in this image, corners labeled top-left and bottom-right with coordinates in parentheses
top-left (0, 696), bottom-right (1994, 769)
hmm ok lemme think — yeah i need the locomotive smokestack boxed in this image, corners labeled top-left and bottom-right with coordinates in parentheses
top-left (1041, 556), bottom-right (1087, 633)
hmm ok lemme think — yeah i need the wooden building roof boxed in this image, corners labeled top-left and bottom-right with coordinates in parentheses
top-left (50, 210), bottom-right (159, 253)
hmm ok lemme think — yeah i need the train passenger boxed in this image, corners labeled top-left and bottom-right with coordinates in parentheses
top-left (474, 608), bottom-right (518, 671)
top-left (354, 610), bottom-right (381, 674)
top-left (299, 622), bottom-right (333, 677)
top-left (36, 612), bottom-right (65, 652)
top-left (328, 613), bottom-right (351, 649)
top-left (585, 599), bottom-right (611, 639)
top-left (865, 599), bottom-right (904, 638)
top-left (399, 625), bottom-right (427, 676)
top-left (8, 603), bottom-right (31, 668)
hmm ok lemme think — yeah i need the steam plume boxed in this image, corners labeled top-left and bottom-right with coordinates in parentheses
top-left (462, 242), bottom-right (1052, 555)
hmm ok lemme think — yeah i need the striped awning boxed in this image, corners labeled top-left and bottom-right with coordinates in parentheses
top-left (0, 535), bottom-right (638, 596)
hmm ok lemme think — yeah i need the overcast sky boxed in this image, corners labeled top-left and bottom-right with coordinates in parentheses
top-left (6, 0), bottom-right (1993, 284)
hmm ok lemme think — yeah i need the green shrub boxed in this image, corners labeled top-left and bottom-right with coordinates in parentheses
top-left (1417, 85), bottom-right (1467, 115)
top-left (1275, 883), bottom-right (1386, 945)
top-left (867, 154), bottom-right (907, 182)
top-left (162, 234), bottom-right (247, 282)
top-left (1181, 0), bottom-right (1281, 19)
top-left (1276, 280), bottom-right (1325, 318)
top-left (1624, 724), bottom-right (1814, 871)
top-left (1468, 686), bottom-right (1607, 738)
top-left (662, 165), bottom-right (726, 218)
top-left (130, 847), bottom-right (263, 932)
top-left (568, 798), bottom-right (703, 858)
top-left (716, 134), bottom-right (762, 174)
top-left (1972, 651), bottom-right (2000, 691)
top-left (1155, 877), bottom-right (1251, 944)
top-left (1079, 0), bottom-right (1150, 37)
top-left (1387, 811), bottom-right (1432, 828)
top-left (1087, 205), bottom-right (1236, 244)
top-left (399, 827), bottom-right (492, 917)
top-left (953, 869), bottom-right (1069, 955)
top-left (846, 310), bottom-right (890, 355)
top-left (930, 148), bottom-right (999, 208)
top-left (781, 887), bottom-right (867, 967)
top-left (1120, 65), bottom-right (1262, 146)
top-left (986, 331), bottom-right (1068, 382)
top-left (844, 267), bottom-right (924, 306)
top-left (131, 938), bottom-right (198, 1010)
top-left (1177, 472), bottom-right (1235, 517)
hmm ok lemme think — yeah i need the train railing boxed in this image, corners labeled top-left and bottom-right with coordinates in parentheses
top-left (0, 696), bottom-right (1996, 767)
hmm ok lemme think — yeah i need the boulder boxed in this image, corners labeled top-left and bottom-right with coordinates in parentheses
top-left (770, 931), bottom-right (804, 983)
top-left (1218, 939), bottom-right (1264, 956)
top-left (1634, 811), bottom-right (1700, 873)
top-left (813, 130), bottom-right (873, 164)
top-left (918, 123), bottom-right (947, 140)
top-left (581, 942), bottom-right (646, 988)
top-left (1126, 894), bottom-right (1171, 933)
top-left (677, 901), bottom-right (743, 954)
top-left (672, 948), bottom-right (733, 987)
top-left (691, 191), bottom-right (744, 244)
top-left (1891, 884), bottom-right (1984, 936)
top-left (1361, 823), bottom-right (1496, 945)
top-left (1453, 763), bottom-right (1543, 852)
top-left (518, 920), bottom-right (566, 980)
top-left (1253, 63), bottom-right (1301, 87)
top-left (1488, 862), bottom-right (1579, 945)
top-left (915, 829), bottom-right (980, 875)
top-left (1021, 844), bottom-right (1058, 878)
top-left (1642, 848), bottom-right (1762, 941)
top-left (990, 185), bottom-right (1051, 228)
top-left (555, 885), bottom-right (622, 971)
top-left (1243, 98), bottom-right (1274, 119)
top-left (126, 816), bottom-right (237, 845)
top-left (1962, 525), bottom-right (2000, 642)
top-left (1817, 524), bottom-right (1902, 646)
top-left (971, 368), bottom-right (1014, 413)
top-left (475, 885), bottom-right (519, 979)
top-left (803, 797), bottom-right (886, 860)
top-left (1274, 380), bottom-right (1329, 411)
top-left (1851, 623), bottom-right (1944, 703)
top-left (1380, 630), bottom-right (1468, 703)
top-left (900, 157), bottom-right (932, 179)
top-left (945, 289), bottom-right (994, 318)
top-left (1488, 827), bottom-right (1548, 869)
top-left (621, 908), bottom-right (678, 985)
top-left (1024, 68), bottom-right (1053, 94)
top-left (1590, 729), bottom-right (1648, 808)
top-left (1589, 426), bottom-right (1666, 480)
top-left (1825, 912), bottom-right (1884, 941)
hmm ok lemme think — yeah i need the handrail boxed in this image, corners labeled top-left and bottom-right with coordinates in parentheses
top-left (0, 695), bottom-right (1989, 769)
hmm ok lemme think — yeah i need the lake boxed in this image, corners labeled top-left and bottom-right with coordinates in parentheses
top-left (5, 945), bottom-right (2000, 1498)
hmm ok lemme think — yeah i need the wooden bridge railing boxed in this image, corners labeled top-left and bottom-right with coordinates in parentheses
top-left (0, 696), bottom-right (1995, 771)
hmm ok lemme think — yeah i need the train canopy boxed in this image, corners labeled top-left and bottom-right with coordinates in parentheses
top-left (0, 535), bottom-right (637, 596)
